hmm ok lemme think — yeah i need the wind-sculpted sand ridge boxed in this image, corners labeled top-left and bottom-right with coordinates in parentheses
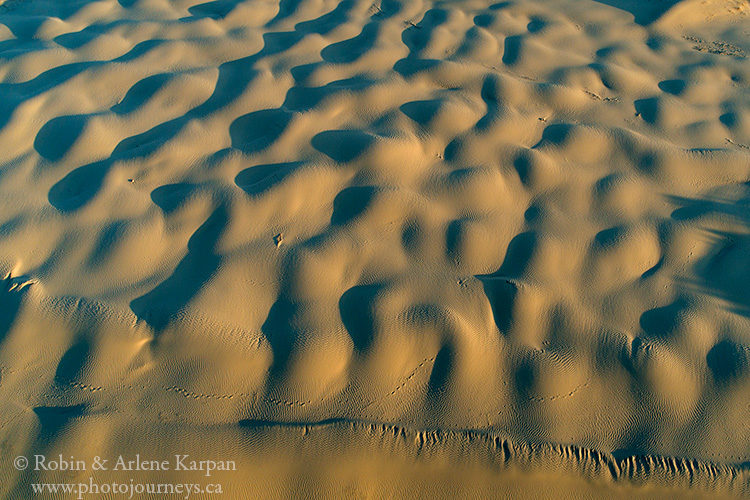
top-left (4, 413), bottom-right (750, 497)
top-left (0, 0), bottom-right (748, 496)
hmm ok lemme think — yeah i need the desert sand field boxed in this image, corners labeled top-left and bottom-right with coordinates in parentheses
top-left (0, 0), bottom-right (748, 497)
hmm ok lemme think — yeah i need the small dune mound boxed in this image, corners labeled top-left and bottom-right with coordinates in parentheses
top-left (587, 223), bottom-right (662, 288)
top-left (627, 338), bottom-right (702, 422)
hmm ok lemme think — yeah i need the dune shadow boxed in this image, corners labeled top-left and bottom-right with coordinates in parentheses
top-left (339, 283), bottom-right (384, 352)
top-left (331, 186), bottom-right (378, 225)
top-left (230, 109), bottom-right (292, 154)
top-left (238, 417), bottom-right (350, 428)
top-left (393, 8), bottom-right (450, 77)
top-left (321, 22), bottom-right (379, 64)
top-left (33, 404), bottom-right (88, 441)
top-left (0, 0), bottom-right (96, 39)
top-left (527, 16), bottom-right (548, 33)
top-left (475, 232), bottom-right (539, 334)
top-left (591, 0), bottom-right (681, 25)
top-left (400, 99), bottom-right (443, 126)
top-left (129, 204), bottom-right (228, 331)
top-left (111, 73), bottom-right (173, 115)
top-left (488, 232), bottom-right (538, 279)
top-left (668, 185), bottom-right (750, 317)
top-left (294, 0), bottom-right (355, 35)
top-left (48, 161), bottom-right (110, 212)
top-left (54, 340), bottom-right (91, 385)
top-left (639, 297), bottom-right (692, 339)
top-left (0, 274), bottom-right (32, 345)
top-left (53, 20), bottom-right (134, 50)
top-left (150, 183), bottom-right (200, 213)
top-left (0, 38), bottom-right (47, 60)
top-left (401, 8), bottom-right (448, 55)
top-left (186, 0), bottom-right (240, 20)
top-left (658, 79), bottom-right (686, 96)
top-left (476, 74), bottom-right (504, 130)
top-left (428, 342), bottom-right (455, 397)
top-left (235, 162), bottom-right (302, 196)
top-left (634, 98), bottom-right (659, 124)
top-left (112, 118), bottom-right (186, 159)
top-left (393, 58), bottom-right (442, 77)
top-left (502, 35), bottom-right (523, 66)
top-left (34, 114), bottom-right (89, 161)
top-left (265, 0), bottom-right (305, 26)
top-left (283, 76), bottom-right (374, 112)
top-left (260, 297), bottom-right (300, 376)
top-left (534, 123), bottom-right (574, 147)
top-left (312, 129), bottom-right (375, 163)
top-left (706, 339), bottom-right (748, 383)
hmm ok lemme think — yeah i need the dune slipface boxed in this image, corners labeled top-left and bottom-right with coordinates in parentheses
top-left (0, 0), bottom-right (748, 497)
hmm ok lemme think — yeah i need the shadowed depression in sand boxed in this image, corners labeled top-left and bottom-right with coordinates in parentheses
top-left (0, 0), bottom-right (748, 497)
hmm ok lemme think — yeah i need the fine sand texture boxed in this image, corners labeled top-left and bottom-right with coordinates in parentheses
top-left (0, 0), bottom-right (748, 497)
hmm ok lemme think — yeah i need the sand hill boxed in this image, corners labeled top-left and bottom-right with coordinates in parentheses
top-left (0, 0), bottom-right (748, 497)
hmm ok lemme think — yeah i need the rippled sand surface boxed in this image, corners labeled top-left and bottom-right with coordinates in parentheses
top-left (0, 0), bottom-right (748, 497)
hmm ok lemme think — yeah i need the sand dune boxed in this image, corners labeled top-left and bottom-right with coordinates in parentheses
top-left (0, 0), bottom-right (748, 497)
